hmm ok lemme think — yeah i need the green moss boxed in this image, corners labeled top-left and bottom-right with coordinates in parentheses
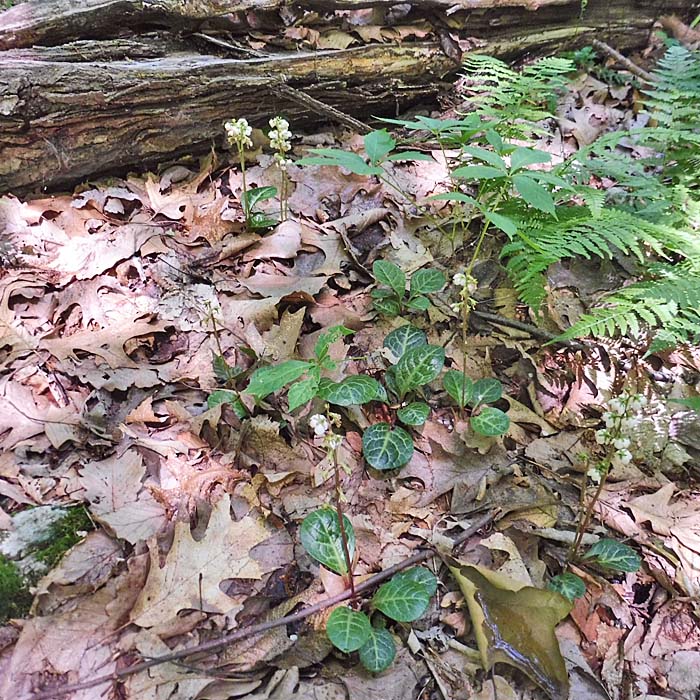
top-left (0, 555), bottom-right (33, 622)
top-left (33, 506), bottom-right (94, 569)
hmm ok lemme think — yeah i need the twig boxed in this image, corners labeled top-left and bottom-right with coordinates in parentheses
top-left (29, 512), bottom-right (495, 700)
top-left (471, 309), bottom-right (587, 350)
top-left (192, 32), bottom-right (266, 58)
top-left (276, 83), bottom-right (372, 134)
top-left (590, 40), bottom-right (654, 83)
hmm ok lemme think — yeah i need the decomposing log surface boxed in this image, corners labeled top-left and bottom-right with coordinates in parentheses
top-left (0, 0), bottom-right (699, 193)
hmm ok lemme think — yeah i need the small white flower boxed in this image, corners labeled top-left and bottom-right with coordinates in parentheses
top-left (608, 398), bottom-right (624, 415)
top-left (225, 118), bottom-right (253, 148)
top-left (619, 415), bottom-right (641, 431)
top-left (587, 466), bottom-right (602, 484)
top-left (613, 437), bottom-right (631, 450)
top-left (450, 302), bottom-right (462, 313)
top-left (615, 448), bottom-right (633, 465)
top-left (325, 434), bottom-right (343, 450)
top-left (309, 414), bottom-right (330, 437)
top-left (595, 429), bottom-right (609, 445)
top-left (453, 272), bottom-right (467, 287)
top-left (602, 412), bottom-right (616, 428)
top-left (268, 116), bottom-right (292, 153)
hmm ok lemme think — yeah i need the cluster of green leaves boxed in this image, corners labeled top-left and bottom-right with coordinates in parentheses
top-left (443, 371), bottom-right (510, 436)
top-left (371, 260), bottom-right (446, 316)
top-left (208, 353), bottom-right (248, 418)
top-left (548, 539), bottom-right (641, 601)
top-left (301, 509), bottom-right (437, 672)
top-left (297, 48), bottom-right (700, 349)
top-left (244, 325), bottom-right (357, 411)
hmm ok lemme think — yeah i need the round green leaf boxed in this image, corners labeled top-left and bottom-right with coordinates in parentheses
top-left (582, 539), bottom-right (641, 573)
top-left (372, 578), bottom-right (431, 622)
top-left (393, 567), bottom-right (438, 596)
top-left (300, 508), bottom-right (355, 575)
top-left (319, 375), bottom-right (383, 406)
top-left (471, 377), bottom-right (503, 406)
top-left (443, 370), bottom-right (474, 408)
top-left (397, 402), bottom-right (430, 426)
top-left (410, 268), bottom-right (446, 295)
top-left (359, 628), bottom-right (396, 673)
top-left (548, 573), bottom-right (586, 602)
top-left (326, 607), bottom-right (372, 653)
top-left (395, 345), bottom-right (445, 398)
top-left (470, 406), bottom-right (510, 436)
top-left (405, 295), bottom-right (430, 311)
top-left (373, 260), bottom-right (406, 299)
top-left (383, 325), bottom-right (427, 361)
top-left (362, 423), bottom-right (414, 470)
top-left (372, 297), bottom-right (402, 317)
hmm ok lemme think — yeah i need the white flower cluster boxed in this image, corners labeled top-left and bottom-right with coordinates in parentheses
top-left (309, 413), bottom-right (343, 450)
top-left (588, 392), bottom-right (659, 482)
top-left (268, 116), bottom-right (293, 167)
top-left (225, 118), bottom-right (253, 148)
top-left (450, 271), bottom-right (478, 313)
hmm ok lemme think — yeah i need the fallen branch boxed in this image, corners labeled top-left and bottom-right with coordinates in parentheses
top-left (590, 39), bottom-right (655, 83)
top-left (29, 511), bottom-right (495, 700)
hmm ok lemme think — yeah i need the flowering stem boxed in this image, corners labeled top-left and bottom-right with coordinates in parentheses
top-left (238, 143), bottom-right (249, 223)
top-left (333, 447), bottom-right (355, 598)
top-left (568, 464), bottom-right (609, 562)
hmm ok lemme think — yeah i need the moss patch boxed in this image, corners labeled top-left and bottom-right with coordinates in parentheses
top-left (0, 555), bottom-right (34, 622)
top-left (33, 506), bottom-right (94, 569)
top-left (0, 506), bottom-right (94, 622)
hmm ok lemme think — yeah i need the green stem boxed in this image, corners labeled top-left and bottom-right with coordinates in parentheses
top-left (239, 142), bottom-right (249, 222)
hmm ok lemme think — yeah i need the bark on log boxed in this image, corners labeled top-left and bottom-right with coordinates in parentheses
top-left (0, 0), bottom-right (698, 194)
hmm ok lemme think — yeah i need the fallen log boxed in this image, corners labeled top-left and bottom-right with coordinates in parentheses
top-left (0, 0), bottom-right (698, 194)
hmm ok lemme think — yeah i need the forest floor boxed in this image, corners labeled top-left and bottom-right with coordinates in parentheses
top-left (1, 31), bottom-right (700, 700)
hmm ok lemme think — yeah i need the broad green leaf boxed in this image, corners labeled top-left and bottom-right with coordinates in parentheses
top-left (373, 297), bottom-right (402, 316)
top-left (326, 607), bottom-right (371, 653)
top-left (248, 211), bottom-right (278, 229)
top-left (362, 423), bottom-right (414, 470)
top-left (300, 508), bottom-right (355, 575)
top-left (462, 145), bottom-right (507, 172)
top-left (373, 260), bottom-right (406, 299)
top-left (448, 560), bottom-right (572, 700)
top-left (452, 165), bottom-right (506, 180)
top-left (397, 402), bottom-right (430, 426)
top-left (410, 268), bottom-right (446, 295)
top-left (471, 407), bottom-right (510, 436)
top-left (359, 628), bottom-right (396, 673)
top-left (242, 185), bottom-right (277, 213)
top-left (383, 325), bottom-right (427, 361)
top-left (314, 325), bottom-right (353, 363)
top-left (386, 151), bottom-right (434, 162)
top-left (485, 129), bottom-right (504, 153)
top-left (427, 191), bottom-right (478, 205)
top-left (484, 211), bottom-right (518, 236)
top-left (364, 129), bottom-right (396, 165)
top-left (513, 174), bottom-right (556, 215)
top-left (393, 567), bottom-right (438, 596)
top-left (395, 345), bottom-right (445, 398)
top-left (471, 377), bottom-right (503, 406)
top-left (582, 539), bottom-right (641, 572)
top-left (405, 295), bottom-right (430, 311)
top-left (373, 578), bottom-right (431, 622)
top-left (548, 573), bottom-right (586, 602)
top-left (318, 375), bottom-right (383, 406)
top-left (443, 370), bottom-right (473, 408)
top-left (207, 389), bottom-right (248, 418)
top-left (244, 360), bottom-right (311, 400)
top-left (510, 147), bottom-right (551, 172)
top-left (298, 149), bottom-right (383, 176)
top-left (288, 376), bottom-right (320, 411)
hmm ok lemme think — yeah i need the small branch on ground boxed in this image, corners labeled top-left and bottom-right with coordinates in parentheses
top-left (590, 39), bottom-right (655, 82)
top-left (29, 512), bottom-right (495, 700)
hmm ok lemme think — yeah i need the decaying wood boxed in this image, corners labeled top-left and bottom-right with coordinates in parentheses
top-left (0, 0), bottom-right (698, 193)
